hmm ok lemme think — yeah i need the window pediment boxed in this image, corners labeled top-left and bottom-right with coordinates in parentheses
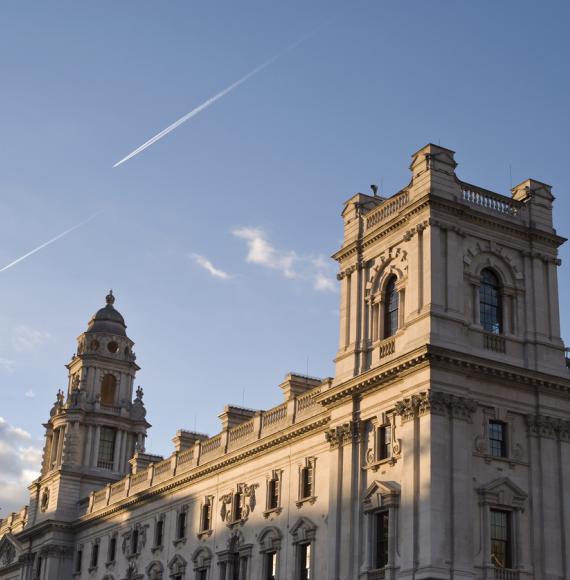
top-left (363, 480), bottom-right (400, 512)
top-left (477, 477), bottom-right (527, 510)
top-left (290, 516), bottom-right (317, 544)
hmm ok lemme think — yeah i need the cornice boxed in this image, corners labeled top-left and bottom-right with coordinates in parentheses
top-left (74, 413), bottom-right (330, 527)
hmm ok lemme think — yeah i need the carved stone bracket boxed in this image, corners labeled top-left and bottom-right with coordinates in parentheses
top-left (526, 415), bottom-right (570, 441)
top-left (395, 391), bottom-right (476, 424)
top-left (325, 420), bottom-right (361, 448)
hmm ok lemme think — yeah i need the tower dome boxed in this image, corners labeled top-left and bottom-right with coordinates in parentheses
top-left (86, 290), bottom-right (127, 336)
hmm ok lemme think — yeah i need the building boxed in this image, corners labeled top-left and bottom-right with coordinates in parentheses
top-left (1, 143), bottom-right (569, 580)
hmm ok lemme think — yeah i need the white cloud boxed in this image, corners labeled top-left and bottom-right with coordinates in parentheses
top-left (232, 227), bottom-right (297, 279)
top-left (191, 253), bottom-right (231, 280)
top-left (0, 358), bottom-right (15, 373)
top-left (24, 389), bottom-right (36, 399)
top-left (232, 227), bottom-right (337, 292)
top-left (0, 417), bottom-right (41, 516)
top-left (12, 326), bottom-right (51, 353)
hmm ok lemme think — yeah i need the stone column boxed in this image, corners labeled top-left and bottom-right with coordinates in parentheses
top-left (113, 430), bottom-right (123, 471)
top-left (326, 427), bottom-right (342, 580)
top-left (84, 425), bottom-right (93, 467)
top-left (92, 425), bottom-right (101, 467)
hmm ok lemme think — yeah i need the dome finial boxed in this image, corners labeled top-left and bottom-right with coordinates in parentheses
top-left (106, 289), bottom-right (115, 306)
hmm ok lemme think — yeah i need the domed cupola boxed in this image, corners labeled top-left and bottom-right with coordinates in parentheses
top-left (86, 290), bottom-right (127, 336)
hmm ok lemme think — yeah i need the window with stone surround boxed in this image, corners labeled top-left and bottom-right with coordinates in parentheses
top-left (191, 547), bottom-right (212, 580)
top-left (97, 427), bottom-right (116, 470)
top-left (89, 539), bottom-right (99, 570)
top-left (174, 505), bottom-right (188, 545)
top-left (198, 497), bottom-right (213, 536)
top-left (290, 518), bottom-right (316, 580)
top-left (480, 269), bottom-right (503, 334)
top-left (107, 534), bottom-right (117, 564)
top-left (377, 423), bottom-right (392, 461)
top-left (101, 374), bottom-right (117, 405)
top-left (153, 515), bottom-right (165, 549)
top-left (490, 509), bottom-right (512, 569)
top-left (259, 526), bottom-right (282, 580)
top-left (362, 481), bottom-right (400, 575)
top-left (75, 546), bottom-right (83, 574)
top-left (265, 470), bottom-right (283, 515)
top-left (488, 420), bottom-right (507, 458)
top-left (298, 458), bottom-right (316, 504)
top-left (383, 275), bottom-right (399, 338)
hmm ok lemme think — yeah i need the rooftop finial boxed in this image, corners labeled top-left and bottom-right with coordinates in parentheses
top-left (106, 289), bottom-right (115, 306)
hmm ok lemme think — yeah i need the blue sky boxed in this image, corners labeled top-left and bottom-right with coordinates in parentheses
top-left (1, 0), bottom-right (569, 514)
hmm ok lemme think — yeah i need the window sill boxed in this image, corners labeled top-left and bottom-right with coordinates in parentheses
top-left (367, 456), bottom-right (396, 471)
top-left (474, 452), bottom-right (527, 468)
top-left (105, 560), bottom-right (115, 569)
top-left (296, 495), bottom-right (317, 508)
top-left (263, 507), bottom-right (283, 519)
top-left (88, 566), bottom-right (98, 574)
top-left (173, 537), bottom-right (187, 547)
top-left (150, 545), bottom-right (163, 554)
top-left (197, 529), bottom-right (213, 539)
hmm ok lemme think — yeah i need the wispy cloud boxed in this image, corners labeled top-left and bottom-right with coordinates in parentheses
top-left (0, 358), bottom-right (15, 373)
top-left (0, 417), bottom-right (41, 516)
top-left (0, 210), bottom-right (103, 274)
top-left (191, 253), bottom-right (231, 280)
top-left (12, 326), bottom-right (51, 353)
top-left (24, 389), bottom-right (35, 399)
top-left (232, 227), bottom-right (337, 292)
top-left (113, 24), bottom-right (324, 168)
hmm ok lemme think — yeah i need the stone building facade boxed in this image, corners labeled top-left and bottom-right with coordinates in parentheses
top-left (1, 143), bottom-right (569, 580)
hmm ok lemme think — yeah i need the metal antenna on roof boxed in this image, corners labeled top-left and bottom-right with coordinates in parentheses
top-left (509, 164), bottom-right (513, 190)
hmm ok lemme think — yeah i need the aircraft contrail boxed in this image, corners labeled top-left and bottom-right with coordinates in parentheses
top-left (113, 25), bottom-right (324, 168)
top-left (0, 210), bottom-right (103, 273)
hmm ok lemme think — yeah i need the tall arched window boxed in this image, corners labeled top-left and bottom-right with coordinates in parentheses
top-left (383, 276), bottom-right (399, 338)
top-left (101, 374), bottom-right (117, 406)
top-left (480, 269), bottom-right (502, 334)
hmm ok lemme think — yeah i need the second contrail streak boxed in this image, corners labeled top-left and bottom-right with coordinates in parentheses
top-left (0, 210), bottom-right (103, 273)
top-left (113, 26), bottom-right (322, 168)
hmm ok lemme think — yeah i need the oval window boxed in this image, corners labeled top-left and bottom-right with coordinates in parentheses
top-left (107, 341), bottom-right (119, 353)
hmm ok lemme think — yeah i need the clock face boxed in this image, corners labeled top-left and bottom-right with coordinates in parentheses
top-left (107, 341), bottom-right (119, 354)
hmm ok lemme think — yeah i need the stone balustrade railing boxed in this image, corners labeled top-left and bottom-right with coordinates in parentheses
top-left (86, 382), bottom-right (326, 515)
top-left (365, 190), bottom-right (409, 230)
top-left (461, 182), bottom-right (526, 220)
top-left (0, 506), bottom-right (28, 536)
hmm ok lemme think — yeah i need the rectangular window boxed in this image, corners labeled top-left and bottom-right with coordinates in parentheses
top-left (131, 528), bottom-right (139, 555)
top-left (97, 427), bottom-right (116, 469)
top-left (265, 551), bottom-right (277, 580)
top-left (374, 511), bottom-right (389, 568)
top-left (201, 500), bottom-right (212, 532)
top-left (108, 537), bottom-right (116, 562)
top-left (489, 420), bottom-right (507, 458)
top-left (155, 518), bottom-right (164, 547)
top-left (234, 492), bottom-right (243, 522)
top-left (378, 425), bottom-right (392, 461)
top-left (268, 477), bottom-right (280, 510)
top-left (490, 509), bottom-right (511, 568)
top-left (75, 549), bottom-right (82, 573)
top-left (90, 543), bottom-right (99, 569)
top-left (301, 466), bottom-right (314, 499)
top-left (196, 570), bottom-right (208, 580)
top-left (299, 543), bottom-right (311, 580)
top-left (36, 555), bottom-right (42, 578)
top-left (177, 511), bottom-right (187, 539)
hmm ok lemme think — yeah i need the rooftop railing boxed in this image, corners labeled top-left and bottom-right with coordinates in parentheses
top-left (460, 182), bottom-right (526, 220)
top-left (365, 190), bottom-right (409, 230)
top-left (86, 382), bottom-right (327, 515)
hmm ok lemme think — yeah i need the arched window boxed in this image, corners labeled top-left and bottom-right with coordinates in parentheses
top-left (480, 269), bottom-right (502, 334)
top-left (383, 276), bottom-right (399, 338)
top-left (101, 374), bottom-right (117, 406)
